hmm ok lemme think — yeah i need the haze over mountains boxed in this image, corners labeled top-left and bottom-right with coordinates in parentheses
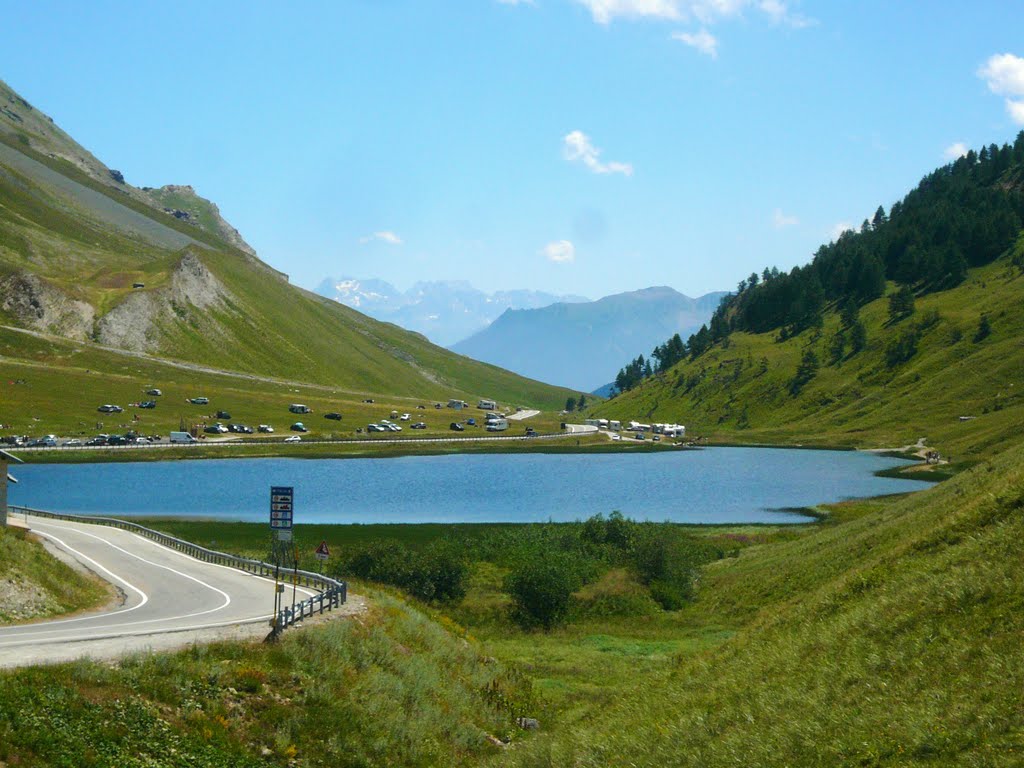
top-left (316, 277), bottom-right (588, 346)
top-left (451, 287), bottom-right (727, 393)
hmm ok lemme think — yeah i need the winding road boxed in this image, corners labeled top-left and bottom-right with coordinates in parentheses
top-left (0, 514), bottom-right (323, 668)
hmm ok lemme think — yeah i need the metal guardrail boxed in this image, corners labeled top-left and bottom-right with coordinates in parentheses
top-left (9, 505), bottom-right (346, 635)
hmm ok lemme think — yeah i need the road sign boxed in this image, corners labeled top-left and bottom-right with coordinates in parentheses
top-left (270, 486), bottom-right (293, 530)
top-left (315, 540), bottom-right (330, 561)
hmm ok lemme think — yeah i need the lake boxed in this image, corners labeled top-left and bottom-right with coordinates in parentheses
top-left (7, 448), bottom-right (928, 525)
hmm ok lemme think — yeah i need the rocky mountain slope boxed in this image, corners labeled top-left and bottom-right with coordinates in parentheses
top-left (0, 79), bottom-right (573, 408)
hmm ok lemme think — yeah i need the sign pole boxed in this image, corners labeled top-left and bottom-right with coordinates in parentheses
top-left (269, 485), bottom-right (295, 636)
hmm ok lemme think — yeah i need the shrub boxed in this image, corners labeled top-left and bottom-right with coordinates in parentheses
top-left (505, 549), bottom-right (580, 630)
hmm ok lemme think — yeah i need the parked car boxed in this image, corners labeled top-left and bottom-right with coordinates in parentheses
top-left (467, 418), bottom-right (476, 426)
top-left (525, 427), bottom-right (537, 437)
top-left (189, 397), bottom-right (209, 405)
top-left (258, 424), bottom-right (274, 433)
top-left (97, 404), bottom-right (123, 413)
top-left (63, 438), bottom-right (82, 447)
top-left (362, 398), bottom-right (374, 403)
top-left (367, 423), bottom-right (386, 432)
top-left (139, 400), bottom-right (157, 409)
top-left (284, 435), bottom-right (302, 443)
top-left (386, 423), bottom-right (402, 432)
top-left (324, 412), bottom-right (343, 420)
top-left (228, 423), bottom-right (245, 433)
top-left (216, 410), bottom-right (231, 420)
top-left (449, 422), bottom-right (465, 432)
top-left (290, 422), bottom-right (308, 432)
top-left (107, 435), bottom-right (127, 445)
top-left (145, 388), bottom-right (162, 396)
top-left (85, 436), bottom-right (108, 446)
top-left (204, 423), bottom-right (229, 434)
top-left (399, 413), bottom-right (411, 421)
top-left (411, 422), bottom-right (427, 429)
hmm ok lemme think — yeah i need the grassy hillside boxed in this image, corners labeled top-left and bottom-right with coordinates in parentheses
top-left (0, 524), bottom-right (110, 623)
top-left (0, 79), bottom-right (574, 415)
top-left (500, 429), bottom-right (1024, 766)
top-left (595, 250), bottom-right (1024, 460)
top-left (0, 590), bottom-right (538, 767)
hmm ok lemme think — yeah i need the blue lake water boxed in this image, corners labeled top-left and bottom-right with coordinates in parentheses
top-left (7, 448), bottom-right (927, 525)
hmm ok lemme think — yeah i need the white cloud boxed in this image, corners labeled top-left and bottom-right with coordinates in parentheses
top-left (359, 231), bottom-right (403, 245)
top-left (772, 208), bottom-right (798, 229)
top-left (672, 28), bottom-right (718, 58)
top-left (563, 130), bottom-right (634, 175)
top-left (757, 0), bottom-right (814, 27)
top-left (978, 53), bottom-right (1024, 97)
top-left (575, 0), bottom-right (813, 26)
top-left (540, 240), bottom-right (576, 263)
top-left (943, 142), bottom-right (968, 161)
top-left (978, 53), bottom-right (1024, 126)
top-left (829, 221), bottom-right (854, 241)
top-left (1009, 100), bottom-right (1024, 126)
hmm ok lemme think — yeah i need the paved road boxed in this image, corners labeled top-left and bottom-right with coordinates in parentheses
top-left (0, 515), bottom-right (318, 668)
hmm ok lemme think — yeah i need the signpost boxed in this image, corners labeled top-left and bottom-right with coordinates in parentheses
top-left (269, 486), bottom-right (295, 634)
top-left (315, 540), bottom-right (330, 575)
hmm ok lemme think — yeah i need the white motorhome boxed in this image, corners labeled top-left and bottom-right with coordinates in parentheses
top-left (485, 418), bottom-right (509, 431)
top-left (609, 420), bottom-right (622, 431)
top-left (478, 399), bottom-right (497, 410)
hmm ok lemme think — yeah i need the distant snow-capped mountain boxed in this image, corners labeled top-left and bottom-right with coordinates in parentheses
top-left (316, 277), bottom-right (588, 346)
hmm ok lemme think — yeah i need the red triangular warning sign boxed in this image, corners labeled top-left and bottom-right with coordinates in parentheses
top-left (315, 540), bottom-right (330, 557)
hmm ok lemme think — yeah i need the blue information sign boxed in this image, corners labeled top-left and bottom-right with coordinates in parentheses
top-left (270, 486), bottom-right (294, 530)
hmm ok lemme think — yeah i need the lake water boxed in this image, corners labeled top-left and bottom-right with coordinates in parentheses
top-left (7, 448), bottom-right (927, 525)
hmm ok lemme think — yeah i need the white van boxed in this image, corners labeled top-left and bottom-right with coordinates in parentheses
top-left (169, 431), bottom-right (197, 444)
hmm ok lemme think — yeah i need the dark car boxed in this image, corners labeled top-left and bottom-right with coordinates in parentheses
top-left (324, 412), bottom-right (343, 420)
top-left (525, 427), bottom-right (537, 437)
top-left (228, 423), bottom-right (245, 433)
top-left (107, 435), bottom-right (127, 445)
top-left (216, 410), bottom-right (232, 420)
top-left (139, 400), bottom-right (157, 409)
top-left (85, 436), bottom-right (108, 446)
top-left (290, 422), bottom-right (308, 432)
top-left (411, 422), bottom-right (427, 429)
top-left (449, 422), bottom-right (465, 432)
top-left (467, 418), bottom-right (476, 426)
top-left (97, 404), bottom-right (123, 413)
top-left (145, 388), bottom-right (162, 396)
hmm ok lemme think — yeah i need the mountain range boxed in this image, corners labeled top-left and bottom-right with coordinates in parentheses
top-left (451, 287), bottom-right (727, 393)
top-left (316, 277), bottom-right (588, 346)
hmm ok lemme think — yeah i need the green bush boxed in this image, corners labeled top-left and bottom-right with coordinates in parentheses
top-left (342, 540), bottom-right (466, 603)
top-left (505, 549), bottom-right (581, 630)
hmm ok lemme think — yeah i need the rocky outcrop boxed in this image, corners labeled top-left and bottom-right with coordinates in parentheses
top-left (95, 250), bottom-right (230, 352)
top-left (148, 184), bottom-right (257, 257)
top-left (0, 272), bottom-right (94, 340)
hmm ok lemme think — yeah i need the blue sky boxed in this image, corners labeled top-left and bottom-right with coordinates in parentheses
top-left (4, 1), bottom-right (1024, 299)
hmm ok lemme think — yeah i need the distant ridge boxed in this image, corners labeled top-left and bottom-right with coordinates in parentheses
top-left (450, 287), bottom-right (727, 393)
top-left (317, 277), bottom-right (588, 346)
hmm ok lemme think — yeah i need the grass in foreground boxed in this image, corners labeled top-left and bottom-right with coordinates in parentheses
top-left (0, 591), bottom-right (536, 768)
top-left (0, 525), bottom-right (110, 624)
